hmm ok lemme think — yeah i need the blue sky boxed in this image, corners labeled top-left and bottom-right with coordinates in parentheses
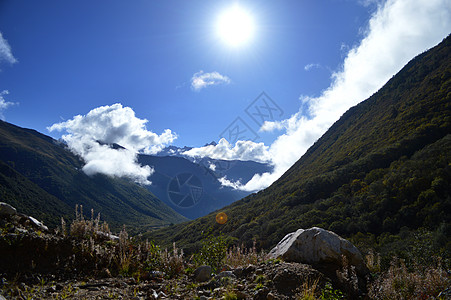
top-left (1, 0), bottom-right (373, 145)
top-left (1, 0), bottom-right (450, 190)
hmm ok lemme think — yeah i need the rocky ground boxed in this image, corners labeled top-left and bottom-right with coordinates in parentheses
top-left (2, 202), bottom-right (448, 299)
top-left (0, 202), bottom-right (360, 299)
top-left (1, 261), bottom-right (334, 299)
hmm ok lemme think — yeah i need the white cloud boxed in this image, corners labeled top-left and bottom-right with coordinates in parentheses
top-left (0, 90), bottom-right (17, 120)
top-left (218, 176), bottom-right (243, 190)
top-left (0, 32), bottom-right (17, 67)
top-left (304, 63), bottom-right (321, 71)
top-left (259, 121), bottom-right (284, 132)
top-left (188, 0), bottom-right (451, 192)
top-left (191, 71), bottom-right (231, 91)
top-left (183, 138), bottom-right (271, 163)
top-left (209, 162), bottom-right (216, 171)
top-left (48, 103), bottom-right (177, 184)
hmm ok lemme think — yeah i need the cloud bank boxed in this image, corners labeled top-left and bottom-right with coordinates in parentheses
top-left (0, 32), bottom-right (17, 67)
top-left (48, 103), bottom-right (177, 184)
top-left (187, 0), bottom-right (451, 192)
top-left (191, 71), bottom-right (231, 91)
top-left (183, 138), bottom-right (271, 163)
top-left (0, 90), bottom-right (17, 120)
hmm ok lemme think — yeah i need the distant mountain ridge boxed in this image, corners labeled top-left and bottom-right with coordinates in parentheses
top-left (150, 36), bottom-right (451, 253)
top-left (0, 120), bottom-right (187, 230)
top-left (138, 154), bottom-right (272, 219)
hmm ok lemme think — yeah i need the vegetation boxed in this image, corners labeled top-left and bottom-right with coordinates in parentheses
top-left (1, 207), bottom-right (450, 299)
top-left (0, 121), bottom-right (187, 230)
top-left (149, 36), bottom-right (451, 269)
top-left (192, 233), bottom-right (228, 273)
top-left (1, 17), bottom-right (450, 300)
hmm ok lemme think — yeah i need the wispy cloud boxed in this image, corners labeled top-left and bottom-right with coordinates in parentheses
top-left (0, 90), bottom-right (17, 120)
top-left (0, 32), bottom-right (17, 67)
top-left (48, 103), bottom-right (177, 184)
top-left (191, 71), bottom-right (231, 91)
top-left (185, 0), bottom-right (451, 192)
top-left (304, 63), bottom-right (321, 71)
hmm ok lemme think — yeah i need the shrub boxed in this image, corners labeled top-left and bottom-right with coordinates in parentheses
top-left (161, 242), bottom-right (184, 278)
top-left (193, 234), bottom-right (227, 273)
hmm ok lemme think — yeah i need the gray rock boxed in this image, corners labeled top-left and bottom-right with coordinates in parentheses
top-left (215, 271), bottom-right (236, 280)
top-left (0, 202), bottom-right (17, 216)
top-left (272, 267), bottom-right (302, 294)
top-left (28, 216), bottom-right (48, 232)
top-left (268, 227), bottom-right (368, 276)
top-left (149, 289), bottom-right (158, 299)
top-left (193, 265), bottom-right (212, 282)
top-left (266, 292), bottom-right (276, 300)
top-left (253, 286), bottom-right (269, 300)
top-left (234, 290), bottom-right (249, 299)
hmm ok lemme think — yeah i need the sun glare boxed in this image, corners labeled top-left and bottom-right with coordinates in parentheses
top-left (216, 5), bottom-right (255, 47)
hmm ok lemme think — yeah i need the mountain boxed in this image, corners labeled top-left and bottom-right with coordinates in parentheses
top-left (0, 121), bottom-right (187, 230)
top-left (154, 141), bottom-right (216, 158)
top-left (138, 154), bottom-right (272, 219)
top-left (150, 36), bottom-right (451, 254)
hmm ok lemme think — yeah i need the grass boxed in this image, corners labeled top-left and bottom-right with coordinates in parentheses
top-left (2, 205), bottom-right (450, 299)
top-left (368, 258), bottom-right (450, 299)
top-left (225, 239), bottom-right (266, 268)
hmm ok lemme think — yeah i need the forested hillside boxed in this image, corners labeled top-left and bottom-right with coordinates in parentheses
top-left (0, 121), bottom-right (187, 230)
top-left (151, 36), bottom-right (451, 261)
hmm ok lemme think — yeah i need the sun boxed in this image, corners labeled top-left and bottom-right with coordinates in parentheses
top-left (216, 4), bottom-right (255, 47)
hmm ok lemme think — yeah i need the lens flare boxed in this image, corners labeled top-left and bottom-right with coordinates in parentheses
top-left (216, 212), bottom-right (228, 224)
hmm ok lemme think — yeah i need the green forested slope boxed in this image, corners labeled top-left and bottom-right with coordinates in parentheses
top-left (151, 36), bottom-right (451, 256)
top-left (0, 121), bottom-right (187, 230)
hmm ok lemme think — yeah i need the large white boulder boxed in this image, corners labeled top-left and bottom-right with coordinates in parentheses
top-left (268, 227), bottom-right (368, 276)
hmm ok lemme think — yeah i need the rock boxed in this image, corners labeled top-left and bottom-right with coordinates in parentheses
top-left (272, 268), bottom-right (302, 295)
top-left (233, 264), bottom-right (256, 278)
top-left (28, 216), bottom-right (49, 232)
top-left (245, 264), bottom-right (256, 273)
top-left (215, 271), bottom-right (236, 280)
top-left (157, 291), bottom-right (167, 298)
top-left (268, 227), bottom-right (368, 276)
top-left (0, 202), bottom-right (16, 216)
top-left (144, 270), bottom-right (164, 281)
top-left (222, 264), bottom-right (232, 271)
top-left (266, 292), bottom-right (276, 300)
top-left (193, 265), bottom-right (212, 282)
top-left (253, 286), bottom-right (269, 300)
top-left (100, 268), bottom-right (112, 278)
top-left (235, 290), bottom-right (249, 299)
top-left (149, 289), bottom-right (158, 299)
top-left (233, 267), bottom-right (243, 278)
top-left (199, 279), bottom-right (220, 290)
top-left (96, 231), bottom-right (119, 241)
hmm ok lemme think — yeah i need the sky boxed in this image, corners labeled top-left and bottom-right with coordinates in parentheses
top-left (0, 0), bottom-right (450, 191)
